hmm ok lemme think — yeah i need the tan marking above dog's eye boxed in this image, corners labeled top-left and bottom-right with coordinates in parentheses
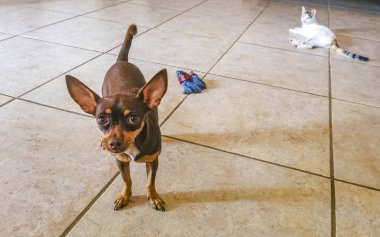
top-left (124, 109), bottom-right (130, 117)
top-left (105, 108), bottom-right (112, 114)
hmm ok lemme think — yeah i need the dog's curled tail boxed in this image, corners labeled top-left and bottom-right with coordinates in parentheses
top-left (332, 40), bottom-right (369, 62)
top-left (117, 24), bottom-right (138, 62)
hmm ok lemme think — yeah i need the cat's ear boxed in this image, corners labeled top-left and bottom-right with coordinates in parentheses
top-left (311, 9), bottom-right (317, 18)
top-left (302, 6), bottom-right (306, 14)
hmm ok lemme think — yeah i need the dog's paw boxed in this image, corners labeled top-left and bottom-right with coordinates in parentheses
top-left (147, 192), bottom-right (165, 212)
top-left (114, 193), bottom-right (130, 211)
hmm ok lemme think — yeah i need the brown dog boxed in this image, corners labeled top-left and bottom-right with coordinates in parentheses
top-left (65, 24), bottom-right (167, 211)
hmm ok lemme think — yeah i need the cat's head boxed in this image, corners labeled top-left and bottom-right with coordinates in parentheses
top-left (301, 6), bottom-right (317, 25)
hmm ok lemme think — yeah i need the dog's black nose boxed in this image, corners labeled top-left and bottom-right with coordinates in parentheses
top-left (109, 138), bottom-right (123, 151)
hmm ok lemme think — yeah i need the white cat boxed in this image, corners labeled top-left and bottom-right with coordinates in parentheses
top-left (289, 6), bottom-right (369, 61)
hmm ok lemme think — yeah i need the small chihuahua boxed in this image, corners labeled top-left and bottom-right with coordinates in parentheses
top-left (66, 24), bottom-right (168, 211)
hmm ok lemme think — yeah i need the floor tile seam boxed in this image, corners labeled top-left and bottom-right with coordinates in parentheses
top-left (16, 34), bottom-right (105, 53)
top-left (208, 72), bottom-right (329, 98)
top-left (9, 1), bottom-right (126, 38)
top-left (332, 98), bottom-right (380, 109)
top-left (16, 53), bottom-right (104, 99)
top-left (328, 4), bottom-right (380, 14)
top-left (330, 57), bottom-right (380, 68)
top-left (0, 97), bottom-right (17, 108)
top-left (60, 171), bottom-right (120, 237)
top-left (335, 33), bottom-right (380, 43)
top-left (83, 14), bottom-right (239, 42)
top-left (80, 15), bottom-right (153, 29)
top-left (118, 0), bottom-right (195, 12)
top-left (128, 56), bottom-right (209, 74)
top-left (16, 98), bottom-right (92, 118)
top-left (327, 4), bottom-right (337, 237)
top-left (160, 95), bottom-right (189, 127)
top-left (19, 5), bottom-right (84, 15)
top-left (125, 0), bottom-right (210, 38)
top-left (162, 135), bottom-right (331, 180)
top-left (334, 179), bottom-right (380, 192)
top-left (98, 0), bottom-right (210, 55)
top-left (0, 35), bottom-right (17, 42)
top-left (237, 41), bottom-right (329, 59)
top-left (0, 92), bottom-right (16, 98)
top-left (20, 0), bottom-right (132, 15)
top-left (273, 0), bottom-right (328, 7)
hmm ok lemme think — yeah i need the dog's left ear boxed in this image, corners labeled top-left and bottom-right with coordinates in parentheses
top-left (138, 69), bottom-right (168, 110)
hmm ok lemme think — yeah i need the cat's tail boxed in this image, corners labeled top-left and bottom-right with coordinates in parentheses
top-left (332, 40), bottom-right (369, 62)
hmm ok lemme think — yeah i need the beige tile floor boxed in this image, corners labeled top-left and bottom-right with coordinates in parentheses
top-left (0, 0), bottom-right (379, 236)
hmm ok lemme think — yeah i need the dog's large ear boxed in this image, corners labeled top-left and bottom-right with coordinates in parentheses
top-left (65, 75), bottom-right (101, 115)
top-left (302, 6), bottom-right (306, 15)
top-left (138, 69), bottom-right (168, 110)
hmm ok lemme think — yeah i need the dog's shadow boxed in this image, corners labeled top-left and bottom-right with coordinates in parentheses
top-left (127, 186), bottom-right (319, 211)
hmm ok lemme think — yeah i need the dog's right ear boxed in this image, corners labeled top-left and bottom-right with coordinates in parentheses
top-left (302, 6), bottom-right (306, 14)
top-left (65, 75), bottom-right (101, 115)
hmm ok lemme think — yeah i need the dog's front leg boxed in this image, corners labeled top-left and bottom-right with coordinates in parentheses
top-left (114, 157), bottom-right (132, 210)
top-left (146, 158), bottom-right (165, 211)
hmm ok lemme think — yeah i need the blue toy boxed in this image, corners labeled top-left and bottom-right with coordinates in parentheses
top-left (176, 70), bottom-right (207, 94)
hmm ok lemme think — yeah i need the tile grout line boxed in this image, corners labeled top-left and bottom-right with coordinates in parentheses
top-left (209, 72), bottom-right (329, 98)
top-left (329, 4), bottom-right (380, 15)
top-left (332, 98), bottom-right (380, 109)
top-left (15, 35), bottom-right (105, 53)
top-left (163, 134), bottom-right (330, 179)
top-left (160, 95), bottom-right (188, 127)
top-left (334, 179), bottom-right (380, 192)
top-left (100, 0), bottom-right (210, 54)
top-left (12, 1), bottom-right (127, 37)
top-left (335, 33), bottom-right (380, 43)
top-left (128, 56), bottom-right (209, 74)
top-left (16, 53), bottom-right (105, 99)
top-left (18, 98), bottom-right (92, 118)
top-left (238, 40), bottom-right (329, 58)
top-left (327, 2), bottom-right (337, 237)
top-left (60, 171), bottom-right (120, 237)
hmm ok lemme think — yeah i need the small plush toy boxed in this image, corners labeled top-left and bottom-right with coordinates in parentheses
top-left (176, 70), bottom-right (207, 94)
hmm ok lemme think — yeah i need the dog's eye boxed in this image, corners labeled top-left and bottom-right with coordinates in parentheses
top-left (98, 115), bottom-right (110, 125)
top-left (127, 114), bottom-right (140, 125)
